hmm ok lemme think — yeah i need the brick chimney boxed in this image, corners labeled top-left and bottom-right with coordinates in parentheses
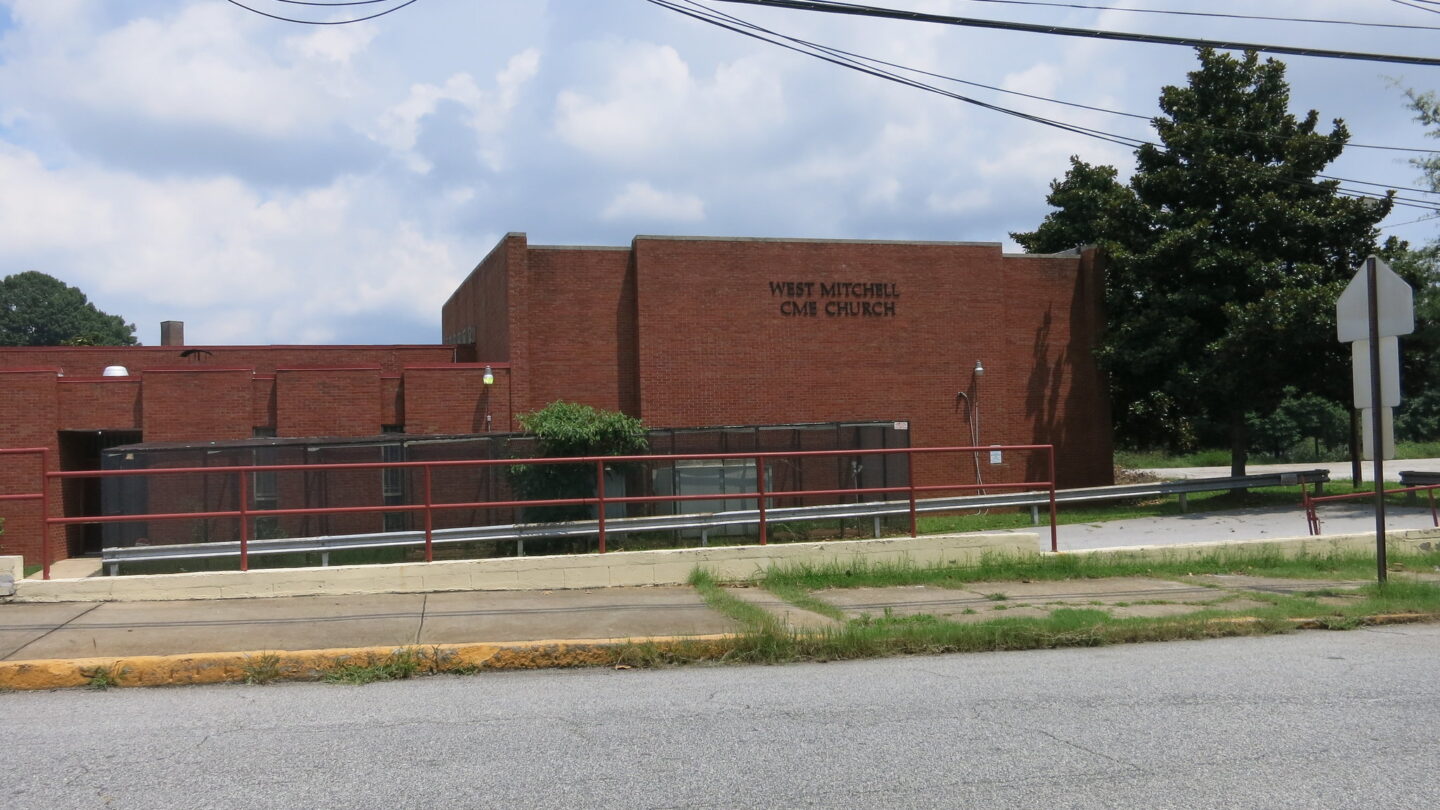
top-left (160, 321), bottom-right (185, 346)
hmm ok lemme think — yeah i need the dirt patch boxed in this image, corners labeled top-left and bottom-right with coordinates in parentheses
top-left (1114, 465), bottom-right (1164, 485)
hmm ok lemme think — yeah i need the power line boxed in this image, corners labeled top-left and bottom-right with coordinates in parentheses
top-left (223, 0), bottom-right (423, 25)
top-left (1385, 214), bottom-right (1439, 227)
top-left (650, 0), bottom-right (1440, 213)
top-left (1318, 174), bottom-right (1436, 197)
top-left (667, 0), bottom-right (1440, 195)
top-left (265, 1), bottom-right (405, 6)
top-left (708, 0), bottom-right (1440, 66)
top-left (1391, 0), bottom-right (1440, 16)
top-left (650, 0), bottom-right (1148, 148)
top-left (739, 24), bottom-right (1440, 156)
top-left (958, 0), bottom-right (1440, 32)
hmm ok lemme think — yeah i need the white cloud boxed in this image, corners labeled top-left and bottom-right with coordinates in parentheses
top-left (0, 0), bottom-right (1431, 348)
top-left (554, 42), bottom-right (784, 163)
top-left (0, 141), bottom-right (480, 344)
top-left (601, 181), bottom-right (705, 223)
top-left (0, 3), bottom-right (339, 138)
top-left (373, 48), bottom-right (540, 173)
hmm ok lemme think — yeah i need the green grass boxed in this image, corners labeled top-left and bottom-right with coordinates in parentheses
top-left (762, 579), bottom-right (847, 621)
top-left (674, 556), bottom-right (1440, 666)
top-left (1116, 442), bottom-right (1440, 469)
top-left (913, 481), bottom-right (1424, 537)
top-left (759, 547), bottom-right (1440, 592)
top-left (322, 646), bottom-right (462, 685)
top-left (81, 662), bottom-right (129, 690)
top-left (689, 569), bottom-right (785, 632)
top-left (241, 653), bottom-right (284, 685)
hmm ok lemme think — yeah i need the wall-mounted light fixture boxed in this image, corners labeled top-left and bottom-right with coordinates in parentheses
top-left (974, 360), bottom-right (985, 377)
top-left (482, 365), bottom-right (494, 385)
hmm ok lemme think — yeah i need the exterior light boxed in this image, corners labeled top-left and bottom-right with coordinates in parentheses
top-left (482, 365), bottom-right (494, 385)
top-left (974, 360), bottom-right (985, 377)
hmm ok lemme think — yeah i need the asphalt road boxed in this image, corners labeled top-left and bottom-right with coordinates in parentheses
top-left (4, 626), bottom-right (1438, 809)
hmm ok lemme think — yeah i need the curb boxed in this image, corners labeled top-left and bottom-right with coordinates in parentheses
top-left (3, 615), bottom-right (1436, 692)
top-left (0, 634), bottom-right (736, 691)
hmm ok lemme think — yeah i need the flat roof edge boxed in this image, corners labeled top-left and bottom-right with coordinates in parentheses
top-left (529, 245), bottom-right (632, 252)
top-left (633, 235), bottom-right (1005, 248)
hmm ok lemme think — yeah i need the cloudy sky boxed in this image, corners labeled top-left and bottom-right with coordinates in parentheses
top-left (0, 0), bottom-right (1436, 346)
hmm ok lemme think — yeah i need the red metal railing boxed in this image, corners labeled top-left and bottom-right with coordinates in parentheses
top-left (1302, 484), bottom-right (1440, 536)
top-left (0, 447), bottom-right (50, 580)
top-left (7, 444), bottom-right (1058, 578)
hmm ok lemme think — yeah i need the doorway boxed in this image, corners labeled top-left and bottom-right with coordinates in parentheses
top-left (58, 430), bottom-right (143, 555)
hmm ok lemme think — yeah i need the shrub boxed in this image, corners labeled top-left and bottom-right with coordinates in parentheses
top-left (508, 401), bottom-right (647, 524)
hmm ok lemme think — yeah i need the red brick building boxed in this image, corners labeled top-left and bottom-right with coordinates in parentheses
top-left (1, 233), bottom-right (1110, 566)
top-left (443, 233), bottom-right (1111, 487)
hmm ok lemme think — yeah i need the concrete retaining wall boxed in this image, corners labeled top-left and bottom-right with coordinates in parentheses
top-left (10, 532), bottom-right (1038, 603)
top-left (11, 528), bottom-right (1437, 604)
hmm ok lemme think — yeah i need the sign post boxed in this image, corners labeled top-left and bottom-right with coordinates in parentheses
top-left (1336, 255), bottom-right (1414, 584)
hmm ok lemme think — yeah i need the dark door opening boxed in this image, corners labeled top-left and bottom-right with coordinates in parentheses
top-left (58, 430), bottom-right (143, 555)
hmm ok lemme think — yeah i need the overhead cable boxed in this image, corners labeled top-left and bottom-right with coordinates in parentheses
top-left (708, 0), bottom-right (1440, 66)
top-left (698, 10), bottom-right (1440, 155)
top-left (1390, 0), bottom-right (1440, 16)
top-left (223, 0), bottom-right (423, 25)
top-left (651, 0), bottom-right (1440, 212)
top-left (961, 0), bottom-right (1440, 31)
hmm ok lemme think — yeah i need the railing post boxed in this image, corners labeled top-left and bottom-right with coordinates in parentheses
top-left (1047, 445), bottom-right (1058, 553)
top-left (423, 466), bottom-right (434, 563)
top-left (906, 450), bottom-right (917, 538)
top-left (238, 469), bottom-right (250, 572)
top-left (596, 459), bottom-right (607, 554)
top-left (756, 455), bottom-right (767, 545)
top-left (1428, 487), bottom-right (1437, 529)
top-left (40, 448), bottom-right (51, 581)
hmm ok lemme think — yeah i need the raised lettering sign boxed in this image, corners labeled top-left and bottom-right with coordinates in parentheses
top-left (768, 280), bottom-right (899, 317)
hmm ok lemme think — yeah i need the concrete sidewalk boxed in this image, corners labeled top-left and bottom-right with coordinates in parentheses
top-left (0, 570), bottom-right (1391, 665)
top-left (1, 587), bottom-right (740, 662)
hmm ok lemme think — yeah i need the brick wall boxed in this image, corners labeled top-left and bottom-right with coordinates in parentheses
top-left (276, 368), bottom-right (383, 437)
top-left (141, 369), bottom-right (255, 442)
top-left (524, 247), bottom-right (639, 415)
top-left (0, 371), bottom-right (60, 564)
top-left (402, 365), bottom-right (512, 434)
top-left (0, 359), bottom-right (512, 566)
top-left (0, 345), bottom-right (455, 377)
top-left (628, 237), bottom-right (1111, 488)
top-left (58, 379), bottom-right (142, 431)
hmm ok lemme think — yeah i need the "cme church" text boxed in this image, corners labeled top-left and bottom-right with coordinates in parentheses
top-left (768, 280), bottom-right (899, 318)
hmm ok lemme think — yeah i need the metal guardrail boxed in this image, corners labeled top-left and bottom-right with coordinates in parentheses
top-left (1303, 477), bottom-right (1440, 536)
top-left (25, 442), bottom-right (1059, 577)
top-left (1399, 471), bottom-right (1440, 505)
top-left (99, 468), bottom-right (1330, 575)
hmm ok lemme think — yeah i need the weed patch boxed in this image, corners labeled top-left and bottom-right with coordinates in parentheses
top-left (323, 647), bottom-right (457, 685)
top-left (241, 653), bottom-right (283, 685)
top-left (82, 663), bottom-right (128, 690)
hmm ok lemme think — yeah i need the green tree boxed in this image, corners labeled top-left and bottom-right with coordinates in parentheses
top-left (0, 271), bottom-right (137, 346)
top-left (1247, 388), bottom-right (1347, 460)
top-left (1391, 90), bottom-right (1440, 439)
top-left (1014, 49), bottom-right (1391, 474)
top-left (1406, 88), bottom-right (1440, 197)
top-left (508, 401), bottom-right (648, 525)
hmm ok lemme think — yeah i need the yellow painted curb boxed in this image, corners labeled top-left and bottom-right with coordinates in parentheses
top-left (0, 634), bottom-right (738, 691)
top-left (4, 614), bottom-right (1436, 692)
